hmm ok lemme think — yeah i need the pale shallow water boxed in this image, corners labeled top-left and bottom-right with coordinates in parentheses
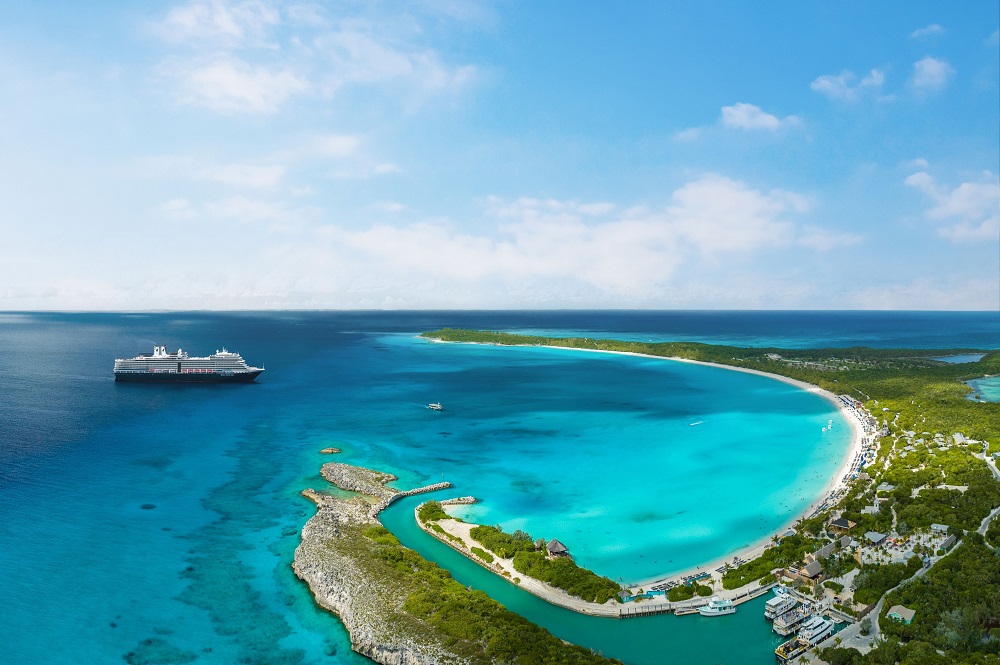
top-left (966, 376), bottom-right (1000, 402)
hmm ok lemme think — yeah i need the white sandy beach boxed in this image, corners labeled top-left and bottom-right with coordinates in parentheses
top-left (427, 337), bottom-right (872, 592)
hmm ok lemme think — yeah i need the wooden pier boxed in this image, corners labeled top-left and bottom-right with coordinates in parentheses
top-left (619, 603), bottom-right (674, 618)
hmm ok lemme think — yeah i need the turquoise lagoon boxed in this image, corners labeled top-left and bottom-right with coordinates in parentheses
top-left (378, 336), bottom-right (852, 582)
top-left (966, 376), bottom-right (1000, 402)
top-left (4, 312), bottom-right (995, 664)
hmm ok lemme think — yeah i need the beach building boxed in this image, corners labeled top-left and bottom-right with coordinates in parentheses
top-left (877, 482), bottom-right (896, 493)
top-left (862, 505), bottom-right (880, 515)
top-left (940, 535), bottom-right (957, 552)
top-left (865, 532), bottom-right (886, 546)
top-left (887, 605), bottom-right (916, 624)
top-left (931, 523), bottom-right (949, 534)
top-left (546, 539), bottom-right (570, 558)
top-left (953, 433), bottom-right (966, 445)
top-left (799, 561), bottom-right (823, 580)
top-left (828, 518), bottom-right (855, 535)
top-left (839, 535), bottom-right (854, 549)
top-left (810, 542), bottom-right (836, 562)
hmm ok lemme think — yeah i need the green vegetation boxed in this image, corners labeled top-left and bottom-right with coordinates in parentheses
top-left (470, 524), bottom-right (620, 604)
top-left (351, 526), bottom-right (620, 664)
top-left (987, 515), bottom-right (1000, 548)
top-left (511, 551), bottom-right (621, 603)
top-left (878, 535), bottom-right (1000, 658)
top-left (666, 582), bottom-right (713, 602)
top-left (470, 525), bottom-right (538, 558)
top-left (721, 534), bottom-right (820, 589)
top-left (418, 500), bottom-right (451, 523)
top-left (824, 580), bottom-right (845, 593)
top-left (471, 547), bottom-right (495, 564)
top-left (852, 556), bottom-right (923, 605)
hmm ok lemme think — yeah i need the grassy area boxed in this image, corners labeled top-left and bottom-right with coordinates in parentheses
top-left (470, 524), bottom-right (621, 604)
top-left (417, 500), bottom-right (452, 523)
top-left (345, 525), bottom-right (621, 664)
top-left (721, 534), bottom-right (820, 589)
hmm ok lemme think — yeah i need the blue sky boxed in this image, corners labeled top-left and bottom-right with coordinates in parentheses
top-left (1, 1), bottom-right (997, 310)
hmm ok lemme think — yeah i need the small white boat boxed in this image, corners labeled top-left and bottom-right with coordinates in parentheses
top-left (427, 403), bottom-right (443, 411)
top-left (698, 596), bottom-right (736, 616)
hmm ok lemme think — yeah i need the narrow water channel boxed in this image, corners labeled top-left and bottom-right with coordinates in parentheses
top-left (380, 494), bottom-right (789, 665)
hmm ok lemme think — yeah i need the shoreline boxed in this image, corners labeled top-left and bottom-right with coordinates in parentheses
top-left (415, 502), bottom-right (626, 616)
top-left (425, 337), bottom-right (874, 590)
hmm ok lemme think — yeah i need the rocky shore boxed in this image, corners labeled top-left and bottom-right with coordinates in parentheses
top-left (293, 463), bottom-right (467, 664)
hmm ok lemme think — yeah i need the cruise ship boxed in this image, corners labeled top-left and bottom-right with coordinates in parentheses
top-left (114, 345), bottom-right (264, 383)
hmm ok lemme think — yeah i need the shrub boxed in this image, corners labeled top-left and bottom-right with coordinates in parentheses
top-left (418, 501), bottom-right (449, 523)
top-left (511, 551), bottom-right (620, 603)
top-left (471, 547), bottom-right (494, 564)
top-left (470, 525), bottom-right (538, 559)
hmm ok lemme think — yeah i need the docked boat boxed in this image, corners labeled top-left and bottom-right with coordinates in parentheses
top-left (773, 604), bottom-right (812, 636)
top-left (799, 616), bottom-right (835, 645)
top-left (764, 589), bottom-right (798, 620)
top-left (114, 345), bottom-right (263, 383)
top-left (698, 596), bottom-right (736, 616)
top-left (775, 637), bottom-right (810, 663)
top-left (428, 403), bottom-right (443, 411)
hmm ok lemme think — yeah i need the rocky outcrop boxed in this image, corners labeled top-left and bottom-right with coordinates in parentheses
top-left (294, 464), bottom-right (470, 665)
top-left (440, 496), bottom-right (477, 505)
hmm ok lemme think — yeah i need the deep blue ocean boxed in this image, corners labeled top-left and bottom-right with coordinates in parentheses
top-left (1, 311), bottom-right (997, 665)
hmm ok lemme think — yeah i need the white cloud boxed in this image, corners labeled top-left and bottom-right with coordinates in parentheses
top-left (158, 198), bottom-right (197, 219)
top-left (154, 0), bottom-right (280, 45)
top-left (673, 127), bottom-right (702, 142)
top-left (909, 56), bottom-right (953, 93)
top-left (850, 277), bottom-right (999, 310)
top-left (905, 170), bottom-right (1000, 241)
top-left (796, 226), bottom-right (863, 251)
top-left (810, 69), bottom-right (885, 102)
top-left (910, 24), bottom-right (944, 39)
top-left (310, 134), bottom-right (363, 158)
top-left (200, 163), bottom-right (285, 187)
top-left (720, 103), bottom-right (799, 130)
top-left (373, 201), bottom-right (406, 213)
top-left (314, 27), bottom-right (477, 97)
top-left (903, 157), bottom-right (930, 169)
top-left (315, 175), bottom-right (822, 299)
top-left (372, 163), bottom-right (400, 174)
top-left (151, 1), bottom-right (478, 115)
top-left (987, 29), bottom-right (1000, 46)
top-left (164, 55), bottom-right (309, 114)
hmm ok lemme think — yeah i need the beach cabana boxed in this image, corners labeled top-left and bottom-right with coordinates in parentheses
top-left (887, 605), bottom-right (916, 624)
top-left (800, 561), bottom-right (823, 580)
top-left (828, 518), bottom-right (855, 534)
top-left (865, 531), bottom-right (886, 546)
top-left (546, 539), bottom-right (570, 557)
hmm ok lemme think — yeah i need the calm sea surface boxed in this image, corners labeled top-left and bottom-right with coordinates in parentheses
top-left (1, 311), bottom-right (997, 665)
